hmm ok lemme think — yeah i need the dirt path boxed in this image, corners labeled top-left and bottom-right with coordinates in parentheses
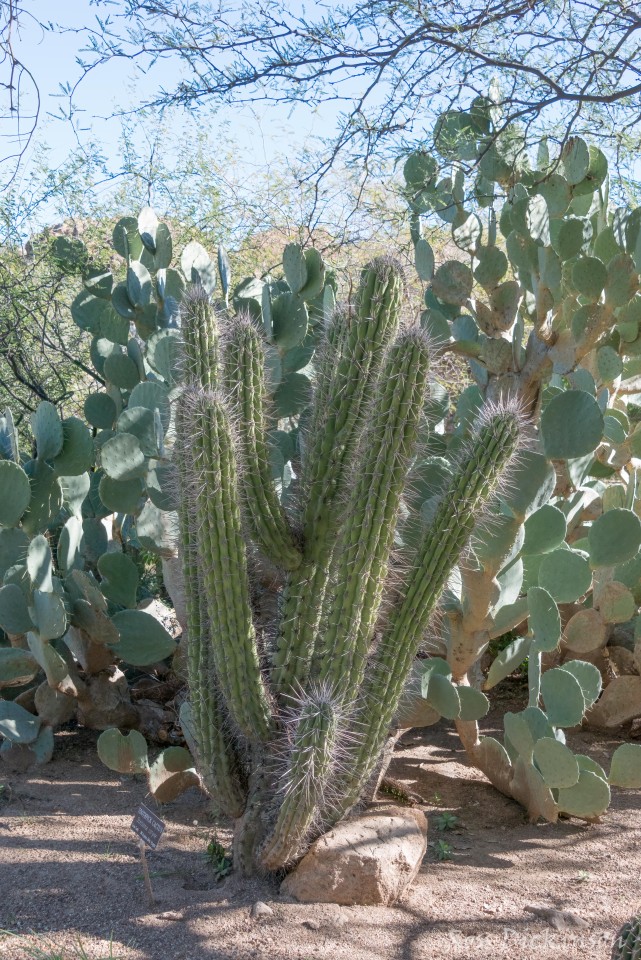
top-left (0, 690), bottom-right (638, 959)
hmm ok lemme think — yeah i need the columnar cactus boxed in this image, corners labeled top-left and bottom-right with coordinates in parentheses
top-left (176, 260), bottom-right (521, 873)
top-left (401, 99), bottom-right (641, 821)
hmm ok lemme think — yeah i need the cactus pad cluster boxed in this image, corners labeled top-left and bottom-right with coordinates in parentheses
top-left (401, 98), bottom-right (641, 820)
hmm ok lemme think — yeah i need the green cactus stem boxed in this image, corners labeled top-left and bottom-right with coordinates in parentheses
top-left (181, 286), bottom-right (218, 387)
top-left (260, 691), bottom-right (338, 870)
top-left (224, 317), bottom-right (302, 570)
top-left (612, 912), bottom-right (641, 960)
top-left (175, 398), bottom-right (246, 817)
top-left (192, 643), bottom-right (247, 817)
top-left (272, 259), bottom-right (404, 697)
top-left (318, 327), bottom-right (432, 698)
top-left (188, 388), bottom-right (273, 741)
top-left (334, 405), bottom-right (521, 816)
top-left (302, 258), bottom-right (405, 551)
top-left (305, 307), bottom-right (349, 443)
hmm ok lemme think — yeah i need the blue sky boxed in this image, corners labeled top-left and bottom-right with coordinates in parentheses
top-left (6, 0), bottom-right (343, 200)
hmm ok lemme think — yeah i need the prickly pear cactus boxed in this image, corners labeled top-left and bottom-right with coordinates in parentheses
top-left (0, 399), bottom-right (178, 779)
top-left (0, 211), bottom-right (249, 789)
top-left (401, 101), bottom-right (641, 821)
top-left (72, 212), bottom-right (332, 563)
top-left (96, 728), bottom-right (199, 802)
top-left (175, 256), bottom-right (521, 874)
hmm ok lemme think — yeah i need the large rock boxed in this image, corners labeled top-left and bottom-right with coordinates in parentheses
top-left (281, 805), bottom-right (427, 906)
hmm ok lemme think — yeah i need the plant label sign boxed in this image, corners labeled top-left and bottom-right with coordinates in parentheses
top-left (131, 803), bottom-right (165, 850)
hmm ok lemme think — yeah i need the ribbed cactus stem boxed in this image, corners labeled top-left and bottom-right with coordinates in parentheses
top-left (305, 309), bottom-right (349, 442)
top-left (224, 317), bottom-right (302, 570)
top-left (175, 401), bottom-right (203, 682)
top-left (334, 407), bottom-right (521, 815)
top-left (181, 286), bottom-right (219, 387)
top-left (175, 398), bottom-right (246, 816)
top-left (318, 328), bottom-right (432, 699)
top-left (189, 388), bottom-right (273, 742)
top-left (302, 258), bottom-right (404, 551)
top-left (272, 259), bottom-right (404, 697)
top-left (260, 693), bottom-right (338, 870)
top-left (176, 397), bottom-right (206, 758)
top-left (193, 642), bottom-right (247, 817)
top-left (612, 914), bottom-right (641, 960)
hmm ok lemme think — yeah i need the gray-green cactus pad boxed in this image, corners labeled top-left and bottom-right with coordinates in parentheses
top-left (528, 586), bottom-right (561, 652)
top-left (101, 432), bottom-right (147, 482)
top-left (557, 770), bottom-right (610, 819)
top-left (109, 609), bottom-right (177, 665)
top-left (540, 390), bottom-right (604, 460)
top-left (32, 401), bottom-right (64, 461)
top-left (98, 475), bottom-right (144, 514)
top-left (533, 737), bottom-right (580, 788)
top-left (0, 647), bottom-right (39, 688)
top-left (541, 667), bottom-right (587, 727)
top-left (97, 728), bottom-right (149, 774)
top-left (0, 583), bottom-right (34, 634)
top-left (84, 393), bottom-right (117, 430)
top-left (485, 636), bottom-right (531, 690)
top-left (0, 461), bottom-right (31, 529)
top-left (432, 261), bottom-right (473, 306)
top-left (522, 504), bottom-right (567, 555)
top-left (588, 508), bottom-right (641, 567)
top-left (98, 552), bottom-right (139, 609)
top-left (52, 418), bottom-right (94, 477)
top-left (609, 743), bottom-right (641, 788)
top-left (0, 700), bottom-right (41, 744)
top-left (538, 548), bottom-right (591, 603)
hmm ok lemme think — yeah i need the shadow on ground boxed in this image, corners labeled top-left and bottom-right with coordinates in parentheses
top-left (0, 701), bottom-right (636, 960)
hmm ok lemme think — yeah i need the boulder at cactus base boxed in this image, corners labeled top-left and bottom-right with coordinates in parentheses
top-left (281, 806), bottom-right (427, 906)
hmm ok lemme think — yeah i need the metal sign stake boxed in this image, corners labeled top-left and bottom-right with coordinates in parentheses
top-left (130, 802), bottom-right (165, 908)
top-left (138, 838), bottom-right (156, 907)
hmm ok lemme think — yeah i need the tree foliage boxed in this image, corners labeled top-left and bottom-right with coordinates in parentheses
top-left (0, 231), bottom-right (97, 425)
top-left (71, 1), bottom-right (641, 182)
top-left (0, 104), bottom-right (413, 423)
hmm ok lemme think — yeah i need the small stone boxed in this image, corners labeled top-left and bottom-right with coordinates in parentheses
top-left (251, 901), bottom-right (274, 919)
top-left (157, 911), bottom-right (183, 921)
top-left (524, 906), bottom-right (588, 931)
top-left (282, 805), bottom-right (427, 906)
top-left (303, 919), bottom-right (321, 930)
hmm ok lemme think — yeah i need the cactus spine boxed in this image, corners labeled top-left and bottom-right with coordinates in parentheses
top-left (224, 318), bottom-right (302, 571)
top-left (318, 328), bottom-right (432, 698)
top-left (272, 259), bottom-right (404, 697)
top-left (334, 407), bottom-right (521, 816)
top-left (612, 914), bottom-right (641, 960)
top-left (176, 260), bottom-right (520, 873)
